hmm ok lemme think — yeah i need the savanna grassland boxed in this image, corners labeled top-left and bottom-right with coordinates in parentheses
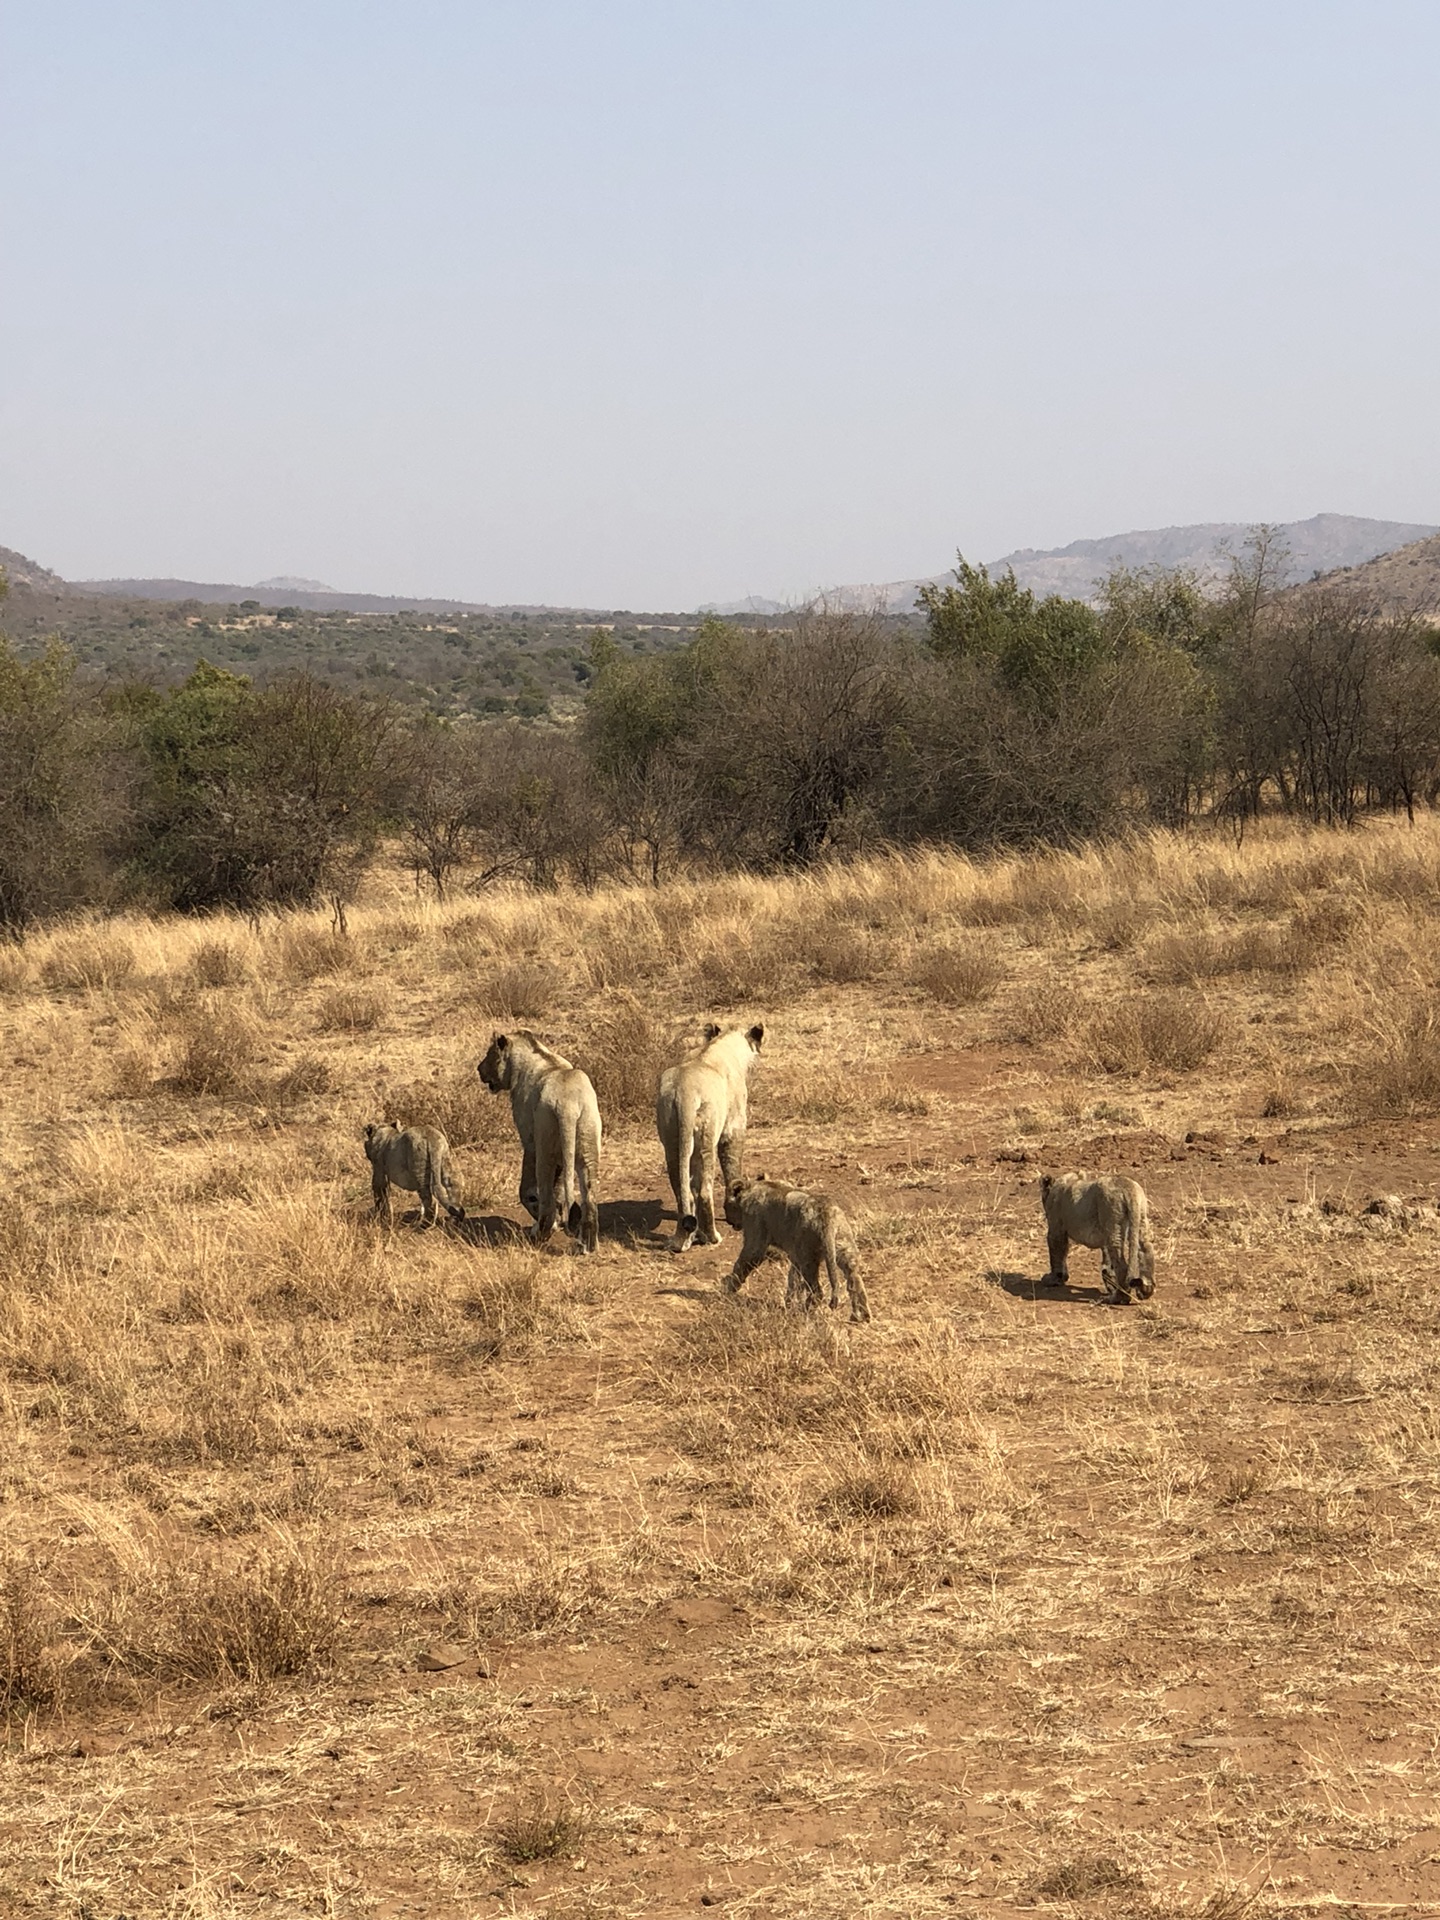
top-left (4, 821), bottom-right (1440, 1919)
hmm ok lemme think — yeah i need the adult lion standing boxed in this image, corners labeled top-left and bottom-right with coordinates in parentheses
top-left (477, 1031), bottom-right (602, 1253)
top-left (656, 1022), bottom-right (764, 1252)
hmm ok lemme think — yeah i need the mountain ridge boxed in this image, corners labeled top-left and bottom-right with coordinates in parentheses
top-left (703, 512), bottom-right (1439, 615)
top-left (5, 511), bottom-right (1437, 625)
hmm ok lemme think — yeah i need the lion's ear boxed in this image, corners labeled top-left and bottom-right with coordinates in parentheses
top-left (747, 1022), bottom-right (765, 1049)
top-left (494, 1033), bottom-right (510, 1050)
top-left (702, 1022), bottom-right (722, 1043)
top-left (363, 1122), bottom-right (376, 1140)
top-left (1040, 1174), bottom-right (1053, 1195)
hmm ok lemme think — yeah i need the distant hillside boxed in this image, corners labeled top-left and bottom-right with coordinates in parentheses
top-left (706, 513), bottom-right (1440, 615)
top-left (990, 513), bottom-right (1439, 601)
top-left (1307, 530), bottom-right (1440, 613)
top-left (0, 544), bottom-right (68, 593)
top-left (0, 541), bottom-right (701, 722)
top-left (74, 575), bottom-right (512, 616)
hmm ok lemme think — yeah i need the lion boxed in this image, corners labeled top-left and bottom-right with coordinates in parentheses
top-left (656, 1021), bottom-right (764, 1251)
top-left (722, 1176), bottom-right (871, 1323)
top-left (1040, 1171), bottom-right (1155, 1303)
top-left (477, 1031), bottom-right (602, 1252)
top-left (363, 1121), bottom-right (466, 1229)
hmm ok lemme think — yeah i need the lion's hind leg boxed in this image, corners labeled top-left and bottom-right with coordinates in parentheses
top-left (1044, 1223), bottom-right (1070, 1286)
top-left (693, 1123), bottom-right (722, 1247)
top-left (531, 1112), bottom-right (563, 1248)
top-left (840, 1247), bottom-right (871, 1324)
top-left (1100, 1229), bottom-right (1132, 1304)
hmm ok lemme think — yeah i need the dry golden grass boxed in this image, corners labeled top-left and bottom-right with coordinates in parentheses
top-left (4, 816), bottom-right (1440, 1915)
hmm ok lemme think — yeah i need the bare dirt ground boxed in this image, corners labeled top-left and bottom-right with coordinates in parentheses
top-left (4, 825), bottom-right (1440, 1918)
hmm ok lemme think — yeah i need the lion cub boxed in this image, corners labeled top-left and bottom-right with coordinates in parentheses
top-left (722, 1176), bottom-right (871, 1323)
top-left (1040, 1171), bottom-right (1155, 1303)
top-left (363, 1122), bottom-right (466, 1229)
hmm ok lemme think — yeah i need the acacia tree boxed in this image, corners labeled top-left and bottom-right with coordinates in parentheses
top-left (135, 663), bottom-right (407, 911)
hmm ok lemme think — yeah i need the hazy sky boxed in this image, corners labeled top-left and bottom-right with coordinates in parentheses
top-left (2, 2), bottom-right (1437, 609)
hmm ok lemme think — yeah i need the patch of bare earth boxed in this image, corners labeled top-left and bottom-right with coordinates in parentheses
top-left (3, 822), bottom-right (1440, 1915)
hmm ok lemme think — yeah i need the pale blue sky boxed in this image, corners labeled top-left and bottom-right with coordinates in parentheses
top-left (2, 1), bottom-right (1437, 608)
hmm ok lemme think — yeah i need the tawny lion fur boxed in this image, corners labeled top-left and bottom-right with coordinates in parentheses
top-left (477, 1030), bottom-right (602, 1253)
top-left (722, 1175), bottom-right (871, 1324)
top-left (656, 1022), bottom-right (764, 1252)
top-left (1040, 1171), bottom-right (1155, 1303)
top-left (363, 1122), bottom-right (466, 1228)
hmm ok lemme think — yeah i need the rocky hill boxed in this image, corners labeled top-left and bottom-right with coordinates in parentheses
top-left (0, 543), bottom-right (68, 593)
top-left (1306, 530), bottom-right (1440, 613)
top-left (707, 513), bottom-right (1439, 615)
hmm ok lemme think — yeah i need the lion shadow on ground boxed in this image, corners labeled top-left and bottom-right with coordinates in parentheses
top-left (599, 1198), bottom-right (666, 1241)
top-left (989, 1268), bottom-right (1117, 1307)
top-left (452, 1212), bottom-right (531, 1249)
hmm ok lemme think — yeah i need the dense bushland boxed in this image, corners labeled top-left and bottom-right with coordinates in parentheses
top-left (2, 531), bottom-right (1438, 924)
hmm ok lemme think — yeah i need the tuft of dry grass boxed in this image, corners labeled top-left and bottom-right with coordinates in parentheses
top-left (494, 1792), bottom-right (588, 1865)
top-left (154, 1540), bottom-right (342, 1682)
top-left (1004, 981), bottom-right (1086, 1046)
top-left (1081, 990), bottom-right (1227, 1075)
top-left (815, 1459), bottom-right (921, 1521)
top-left (268, 1052), bottom-right (337, 1104)
top-left (1355, 994), bottom-right (1440, 1118)
top-left (40, 928), bottom-right (136, 992)
top-left (276, 924), bottom-right (350, 981)
top-left (1034, 1855), bottom-right (1142, 1900)
top-left (693, 930), bottom-right (798, 1007)
top-left (0, 943), bottom-right (32, 995)
top-left (793, 921), bottom-right (896, 986)
top-left (169, 1004), bottom-right (261, 1095)
top-left (315, 984), bottom-right (389, 1033)
top-left (0, 1557), bottom-right (61, 1712)
top-left (186, 937), bottom-right (252, 987)
top-left (580, 993), bottom-right (671, 1120)
top-left (472, 957), bottom-right (562, 1019)
top-left (910, 939), bottom-right (1006, 1005)
top-left (386, 1070), bottom-right (497, 1148)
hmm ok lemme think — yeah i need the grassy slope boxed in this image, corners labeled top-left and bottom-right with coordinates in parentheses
top-left (3, 823), bottom-right (1440, 1916)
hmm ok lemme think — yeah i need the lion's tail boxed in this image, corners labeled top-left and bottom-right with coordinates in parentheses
top-left (673, 1091), bottom-right (705, 1235)
top-left (1122, 1192), bottom-right (1141, 1286)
